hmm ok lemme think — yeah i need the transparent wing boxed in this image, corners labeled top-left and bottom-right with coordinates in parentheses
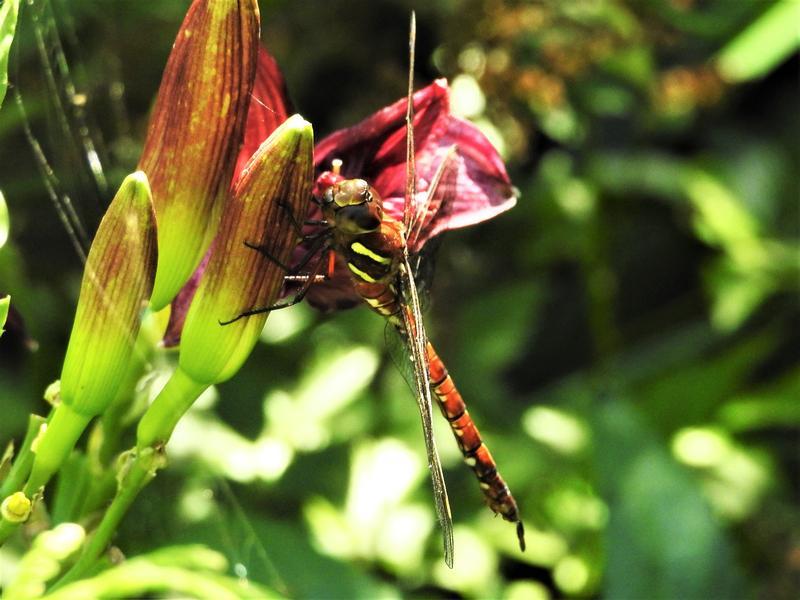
top-left (403, 11), bottom-right (416, 233)
top-left (407, 144), bottom-right (459, 252)
top-left (399, 250), bottom-right (454, 568)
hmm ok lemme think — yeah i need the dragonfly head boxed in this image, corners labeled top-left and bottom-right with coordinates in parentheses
top-left (321, 179), bottom-right (384, 234)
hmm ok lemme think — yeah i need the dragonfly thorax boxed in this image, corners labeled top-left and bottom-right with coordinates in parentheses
top-left (322, 178), bottom-right (384, 235)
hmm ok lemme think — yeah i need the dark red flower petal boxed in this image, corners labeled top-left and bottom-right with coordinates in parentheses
top-left (308, 79), bottom-right (516, 311)
top-left (314, 79), bottom-right (516, 251)
top-left (233, 46), bottom-right (294, 181)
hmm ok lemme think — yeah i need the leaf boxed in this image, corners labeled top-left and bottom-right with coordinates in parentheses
top-left (716, 0), bottom-right (800, 83)
top-left (591, 397), bottom-right (748, 599)
top-left (46, 545), bottom-right (280, 600)
top-left (0, 293), bottom-right (8, 338)
top-left (0, 0), bottom-right (20, 110)
top-left (0, 188), bottom-right (8, 249)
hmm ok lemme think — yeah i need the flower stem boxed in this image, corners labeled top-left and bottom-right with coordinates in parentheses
top-left (136, 366), bottom-right (208, 449)
top-left (24, 403), bottom-right (92, 497)
top-left (50, 366), bottom-right (207, 584)
top-left (50, 446), bottom-right (165, 591)
top-left (1, 414), bottom-right (47, 497)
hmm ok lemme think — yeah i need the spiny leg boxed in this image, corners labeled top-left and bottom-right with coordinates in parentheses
top-left (218, 245), bottom-right (330, 325)
top-left (244, 228), bottom-right (332, 274)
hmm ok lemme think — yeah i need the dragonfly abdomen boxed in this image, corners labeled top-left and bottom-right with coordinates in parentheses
top-left (426, 342), bottom-right (526, 550)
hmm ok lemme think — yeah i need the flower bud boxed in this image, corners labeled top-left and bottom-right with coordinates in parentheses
top-left (178, 114), bottom-right (314, 385)
top-left (24, 172), bottom-right (156, 494)
top-left (135, 115), bottom-right (313, 449)
top-left (60, 171), bottom-right (157, 416)
top-left (1, 492), bottom-right (31, 523)
top-left (141, 0), bottom-right (260, 311)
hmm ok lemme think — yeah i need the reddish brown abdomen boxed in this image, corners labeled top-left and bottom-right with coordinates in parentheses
top-left (426, 342), bottom-right (526, 549)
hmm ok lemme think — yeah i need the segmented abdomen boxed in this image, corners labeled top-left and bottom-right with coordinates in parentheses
top-left (426, 342), bottom-right (526, 550)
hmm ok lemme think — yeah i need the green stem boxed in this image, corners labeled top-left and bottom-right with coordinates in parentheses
top-left (136, 367), bottom-right (208, 449)
top-left (24, 403), bottom-right (91, 496)
top-left (1, 414), bottom-right (47, 497)
top-left (0, 407), bottom-right (89, 546)
top-left (96, 311), bottom-right (159, 466)
top-left (50, 447), bottom-right (165, 590)
top-left (50, 367), bottom-right (207, 586)
top-left (0, 517), bottom-right (17, 544)
top-left (78, 465), bottom-right (117, 518)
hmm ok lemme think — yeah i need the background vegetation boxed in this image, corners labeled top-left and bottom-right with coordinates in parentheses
top-left (1, 0), bottom-right (798, 597)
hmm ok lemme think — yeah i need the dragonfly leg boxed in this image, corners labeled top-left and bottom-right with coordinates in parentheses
top-left (219, 245), bottom-right (330, 325)
top-left (244, 229), bottom-right (331, 275)
top-left (276, 198), bottom-right (305, 236)
top-left (243, 240), bottom-right (292, 271)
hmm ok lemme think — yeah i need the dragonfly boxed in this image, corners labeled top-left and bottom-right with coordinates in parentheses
top-left (233, 13), bottom-right (525, 567)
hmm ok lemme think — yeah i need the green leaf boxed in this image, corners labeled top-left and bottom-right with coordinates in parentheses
top-left (0, 188), bottom-right (8, 249)
top-left (0, 0), bottom-right (20, 110)
top-left (591, 397), bottom-right (748, 599)
top-left (716, 0), bottom-right (800, 83)
top-left (0, 293), bottom-right (8, 338)
top-left (46, 545), bottom-right (280, 600)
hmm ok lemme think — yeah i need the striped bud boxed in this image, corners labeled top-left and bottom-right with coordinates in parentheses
top-left (60, 172), bottom-right (157, 415)
top-left (141, 0), bottom-right (260, 311)
top-left (179, 114), bottom-right (313, 384)
top-left (136, 115), bottom-right (313, 449)
top-left (24, 172), bottom-right (156, 494)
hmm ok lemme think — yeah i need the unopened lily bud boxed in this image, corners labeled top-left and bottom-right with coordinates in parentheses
top-left (60, 172), bottom-right (157, 415)
top-left (1, 492), bottom-right (31, 523)
top-left (25, 172), bottom-right (156, 493)
top-left (141, 0), bottom-right (260, 310)
top-left (180, 114), bottom-right (313, 384)
top-left (136, 115), bottom-right (313, 449)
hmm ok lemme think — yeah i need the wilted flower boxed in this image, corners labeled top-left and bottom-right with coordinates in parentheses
top-left (309, 78), bottom-right (517, 310)
top-left (141, 0), bottom-right (260, 311)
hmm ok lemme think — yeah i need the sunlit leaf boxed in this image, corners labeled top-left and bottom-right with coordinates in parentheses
top-left (0, 294), bottom-right (8, 338)
top-left (0, 0), bottom-right (20, 110)
top-left (591, 398), bottom-right (748, 599)
top-left (716, 0), bottom-right (800, 83)
top-left (704, 258), bottom-right (773, 332)
top-left (46, 545), bottom-right (279, 600)
top-left (0, 188), bottom-right (8, 249)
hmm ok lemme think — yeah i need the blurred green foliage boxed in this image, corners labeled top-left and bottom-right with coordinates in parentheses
top-left (1, 0), bottom-right (798, 598)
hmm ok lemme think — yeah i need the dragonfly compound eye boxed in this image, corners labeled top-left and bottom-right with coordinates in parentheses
top-left (334, 179), bottom-right (371, 207)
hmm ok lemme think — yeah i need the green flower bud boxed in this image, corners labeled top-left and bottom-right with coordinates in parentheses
top-left (136, 115), bottom-right (313, 449)
top-left (1, 491), bottom-right (31, 523)
top-left (25, 172), bottom-right (156, 494)
top-left (141, 0), bottom-right (260, 311)
top-left (180, 114), bottom-right (313, 384)
top-left (60, 171), bottom-right (157, 416)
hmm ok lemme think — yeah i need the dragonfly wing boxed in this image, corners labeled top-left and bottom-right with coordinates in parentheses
top-left (399, 251), bottom-right (455, 568)
top-left (407, 144), bottom-right (459, 252)
top-left (403, 11), bottom-right (417, 233)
